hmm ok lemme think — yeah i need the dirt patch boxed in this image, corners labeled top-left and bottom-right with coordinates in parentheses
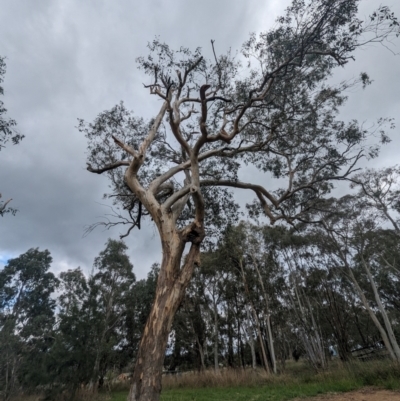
top-left (305, 388), bottom-right (400, 401)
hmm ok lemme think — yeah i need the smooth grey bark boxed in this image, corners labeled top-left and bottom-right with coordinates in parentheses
top-left (322, 221), bottom-right (398, 361)
top-left (239, 258), bottom-right (270, 373)
top-left (244, 305), bottom-right (257, 369)
top-left (213, 301), bottom-right (219, 373)
top-left (361, 257), bottom-right (400, 360)
top-left (265, 314), bottom-right (277, 374)
top-left (290, 278), bottom-right (326, 370)
top-left (250, 251), bottom-right (277, 374)
top-left (346, 266), bottom-right (397, 360)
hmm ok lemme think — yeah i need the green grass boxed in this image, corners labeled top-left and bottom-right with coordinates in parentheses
top-left (108, 360), bottom-right (400, 401)
top-left (109, 380), bottom-right (358, 401)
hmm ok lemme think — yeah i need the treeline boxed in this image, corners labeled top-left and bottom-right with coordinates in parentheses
top-left (0, 240), bottom-right (157, 400)
top-left (170, 167), bottom-right (400, 373)
top-left (1, 167), bottom-right (400, 400)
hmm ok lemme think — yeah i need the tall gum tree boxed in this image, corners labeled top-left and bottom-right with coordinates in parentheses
top-left (80, 1), bottom-right (400, 399)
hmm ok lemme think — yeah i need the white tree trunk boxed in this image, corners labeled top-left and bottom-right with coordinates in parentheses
top-left (265, 314), bottom-right (277, 374)
top-left (361, 258), bottom-right (400, 360)
top-left (347, 267), bottom-right (397, 360)
top-left (213, 302), bottom-right (219, 373)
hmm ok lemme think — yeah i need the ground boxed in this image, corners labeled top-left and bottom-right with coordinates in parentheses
top-left (307, 388), bottom-right (400, 401)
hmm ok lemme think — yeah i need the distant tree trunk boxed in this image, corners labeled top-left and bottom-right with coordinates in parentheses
top-left (189, 304), bottom-right (206, 372)
top-left (128, 233), bottom-right (201, 401)
top-left (251, 306), bottom-right (269, 372)
top-left (244, 305), bottom-right (257, 369)
top-left (361, 257), bottom-right (400, 360)
top-left (290, 280), bottom-right (326, 370)
top-left (346, 266), bottom-right (397, 361)
top-left (227, 304), bottom-right (234, 367)
top-left (89, 350), bottom-right (101, 392)
top-left (324, 286), bottom-right (351, 361)
top-left (352, 300), bottom-right (368, 347)
top-left (203, 337), bottom-right (208, 365)
top-left (237, 319), bottom-right (245, 369)
top-left (251, 252), bottom-right (277, 373)
top-left (239, 259), bottom-right (270, 373)
top-left (193, 332), bottom-right (206, 371)
top-left (234, 294), bottom-right (245, 368)
top-left (213, 301), bottom-right (219, 373)
top-left (249, 336), bottom-right (257, 369)
top-left (265, 314), bottom-right (277, 374)
top-left (197, 339), bottom-right (206, 371)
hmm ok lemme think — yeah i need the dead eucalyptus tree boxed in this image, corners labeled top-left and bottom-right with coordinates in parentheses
top-left (80, 1), bottom-right (399, 399)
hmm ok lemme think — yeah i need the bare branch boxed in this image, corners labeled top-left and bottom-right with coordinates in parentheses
top-left (112, 135), bottom-right (138, 158)
top-left (0, 197), bottom-right (12, 214)
top-left (87, 161), bottom-right (130, 174)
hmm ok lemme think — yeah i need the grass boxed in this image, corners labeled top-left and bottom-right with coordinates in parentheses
top-left (107, 359), bottom-right (400, 401)
top-left (110, 380), bottom-right (359, 401)
top-left (14, 359), bottom-right (398, 401)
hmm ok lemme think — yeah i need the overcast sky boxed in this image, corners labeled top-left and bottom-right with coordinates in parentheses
top-left (1, 0), bottom-right (399, 280)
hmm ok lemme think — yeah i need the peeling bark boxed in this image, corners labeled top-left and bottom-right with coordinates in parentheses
top-left (128, 234), bottom-right (201, 401)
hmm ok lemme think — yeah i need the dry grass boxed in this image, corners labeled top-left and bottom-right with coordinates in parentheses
top-left (162, 367), bottom-right (270, 390)
top-left (160, 359), bottom-right (400, 391)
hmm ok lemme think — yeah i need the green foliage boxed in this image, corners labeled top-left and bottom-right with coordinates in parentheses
top-left (0, 55), bottom-right (23, 217)
top-left (46, 267), bottom-right (95, 396)
top-left (0, 56), bottom-right (22, 152)
top-left (0, 248), bottom-right (58, 401)
top-left (45, 239), bottom-right (137, 398)
top-left (81, 0), bottom-right (400, 240)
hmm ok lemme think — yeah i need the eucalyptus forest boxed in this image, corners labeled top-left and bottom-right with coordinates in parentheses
top-left (1, 0), bottom-right (400, 401)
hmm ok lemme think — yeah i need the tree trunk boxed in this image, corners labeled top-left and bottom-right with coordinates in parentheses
top-left (197, 338), bottom-right (206, 371)
top-left (227, 304), bottom-right (234, 368)
top-left (128, 236), bottom-right (200, 401)
top-left (347, 267), bottom-right (397, 360)
top-left (193, 330), bottom-right (206, 371)
top-left (265, 314), bottom-right (277, 374)
top-left (237, 319), bottom-right (245, 369)
top-left (239, 259), bottom-right (270, 373)
top-left (88, 349), bottom-right (101, 392)
top-left (251, 252), bottom-right (276, 373)
top-left (291, 281), bottom-right (326, 370)
top-left (249, 336), bottom-right (257, 369)
top-left (361, 257), bottom-right (400, 360)
top-left (244, 305), bottom-right (257, 369)
top-left (251, 305), bottom-right (269, 372)
top-left (213, 301), bottom-right (219, 373)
